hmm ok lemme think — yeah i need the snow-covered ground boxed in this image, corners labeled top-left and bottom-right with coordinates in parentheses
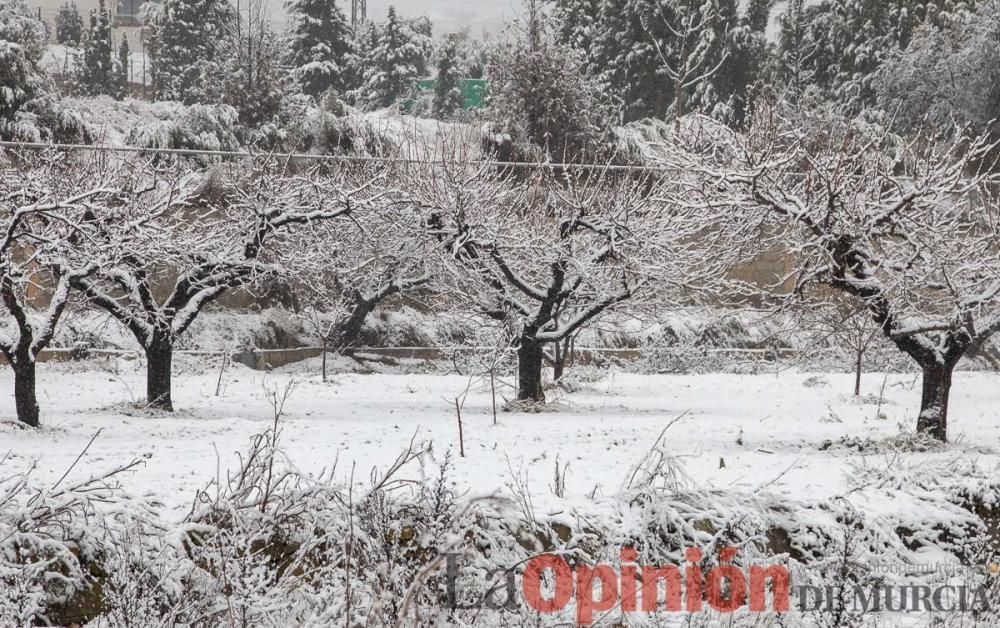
top-left (3, 360), bottom-right (997, 519)
top-left (5, 361), bottom-right (1000, 625)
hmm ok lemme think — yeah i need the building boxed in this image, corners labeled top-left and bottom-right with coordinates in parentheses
top-left (32, 0), bottom-right (148, 49)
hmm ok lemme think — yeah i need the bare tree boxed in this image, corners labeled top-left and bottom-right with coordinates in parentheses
top-left (0, 154), bottom-right (124, 426)
top-left (289, 188), bottom-right (430, 372)
top-left (640, 0), bottom-right (728, 129)
top-left (677, 107), bottom-right (1000, 441)
top-left (70, 160), bottom-right (390, 410)
top-left (805, 294), bottom-right (882, 396)
top-left (420, 162), bottom-right (725, 402)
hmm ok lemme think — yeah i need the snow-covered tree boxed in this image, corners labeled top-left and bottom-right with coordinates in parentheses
top-left (55, 2), bottom-right (83, 45)
top-left (432, 33), bottom-right (464, 120)
top-left (773, 0), bottom-right (822, 105)
top-left (0, 0), bottom-right (47, 128)
top-left (452, 30), bottom-right (488, 79)
top-left (146, 0), bottom-right (233, 103)
top-left (421, 161), bottom-right (730, 402)
top-left (0, 155), bottom-right (125, 427)
top-left (116, 33), bottom-right (129, 99)
top-left (77, 0), bottom-right (115, 96)
top-left (215, 0), bottom-right (283, 127)
top-left (553, 0), bottom-right (754, 125)
top-left (638, 0), bottom-right (729, 127)
top-left (775, 0), bottom-right (972, 114)
top-left (710, 0), bottom-right (769, 126)
top-left (351, 6), bottom-right (432, 110)
top-left (876, 1), bottom-right (1000, 144)
top-left (679, 106), bottom-right (1000, 441)
top-left (70, 160), bottom-right (389, 411)
top-left (285, 0), bottom-right (353, 98)
top-left (288, 182), bottom-right (430, 371)
top-left (487, 0), bottom-right (611, 161)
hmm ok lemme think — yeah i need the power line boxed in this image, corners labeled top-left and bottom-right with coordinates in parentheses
top-left (0, 140), bottom-right (679, 173)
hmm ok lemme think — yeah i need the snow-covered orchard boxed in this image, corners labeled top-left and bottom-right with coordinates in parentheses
top-left (4, 0), bottom-right (1000, 625)
top-left (0, 112), bottom-right (999, 625)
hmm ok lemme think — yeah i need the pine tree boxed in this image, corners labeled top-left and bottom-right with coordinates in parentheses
top-left (746, 0), bottom-right (771, 32)
top-left (55, 2), bottom-right (83, 45)
top-left (0, 0), bottom-right (47, 125)
top-left (553, 0), bottom-right (742, 124)
top-left (77, 0), bottom-right (114, 96)
top-left (710, 0), bottom-right (770, 125)
top-left (552, 0), bottom-right (602, 49)
top-left (352, 6), bottom-right (432, 110)
top-left (116, 32), bottom-right (129, 99)
top-left (146, 0), bottom-right (233, 103)
top-left (776, 0), bottom-right (972, 113)
top-left (285, 0), bottom-right (352, 98)
top-left (775, 0), bottom-right (821, 104)
top-left (487, 0), bottom-right (610, 160)
top-left (216, 11), bottom-right (284, 127)
top-left (432, 33), bottom-right (464, 119)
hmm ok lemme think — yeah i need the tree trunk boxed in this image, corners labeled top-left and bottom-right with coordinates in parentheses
top-left (145, 338), bottom-right (174, 411)
top-left (517, 336), bottom-right (544, 402)
top-left (13, 359), bottom-right (39, 428)
top-left (553, 338), bottom-right (564, 382)
top-left (335, 297), bottom-right (375, 354)
top-left (916, 363), bottom-right (953, 442)
top-left (321, 334), bottom-right (328, 383)
top-left (854, 349), bottom-right (863, 397)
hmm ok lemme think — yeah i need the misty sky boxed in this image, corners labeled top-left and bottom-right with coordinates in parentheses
top-left (367, 0), bottom-right (520, 33)
top-left (270, 0), bottom-right (522, 35)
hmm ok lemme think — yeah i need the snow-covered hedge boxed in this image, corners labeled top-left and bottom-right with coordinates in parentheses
top-left (125, 102), bottom-right (240, 152)
top-left (4, 419), bottom-right (999, 626)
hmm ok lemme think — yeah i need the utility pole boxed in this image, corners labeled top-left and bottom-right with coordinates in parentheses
top-left (351, 0), bottom-right (366, 31)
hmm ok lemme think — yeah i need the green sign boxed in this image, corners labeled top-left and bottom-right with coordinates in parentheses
top-left (408, 78), bottom-right (487, 112)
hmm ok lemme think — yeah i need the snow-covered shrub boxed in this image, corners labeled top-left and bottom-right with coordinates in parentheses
top-left (126, 103), bottom-right (240, 153)
top-left (17, 95), bottom-right (94, 143)
top-left (5, 415), bottom-right (1000, 625)
top-left (0, 455), bottom-right (147, 626)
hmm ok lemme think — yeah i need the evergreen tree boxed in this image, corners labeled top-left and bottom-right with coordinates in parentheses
top-left (432, 32), bottom-right (464, 119)
top-left (876, 1), bottom-right (1000, 142)
top-left (746, 0), bottom-right (771, 32)
top-left (345, 20), bottom-right (379, 93)
top-left (216, 13), bottom-right (284, 127)
top-left (455, 31), bottom-right (487, 79)
top-left (552, 0), bottom-right (601, 49)
top-left (710, 0), bottom-right (770, 125)
top-left (553, 0), bottom-right (743, 124)
top-left (55, 2), bottom-right (83, 45)
top-left (77, 0), bottom-right (114, 96)
top-left (285, 0), bottom-right (352, 98)
top-left (487, 0), bottom-right (610, 160)
top-left (146, 0), bottom-right (233, 103)
top-left (116, 32), bottom-right (129, 99)
top-left (352, 6), bottom-right (432, 110)
top-left (774, 0), bottom-right (823, 104)
top-left (0, 0), bottom-right (47, 125)
top-left (776, 0), bottom-right (973, 113)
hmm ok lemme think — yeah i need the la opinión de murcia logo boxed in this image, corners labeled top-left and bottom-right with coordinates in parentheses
top-left (447, 546), bottom-right (790, 624)
top-left (445, 546), bottom-right (995, 625)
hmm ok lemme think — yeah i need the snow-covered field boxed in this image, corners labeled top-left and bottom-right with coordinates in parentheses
top-left (5, 361), bottom-right (1000, 625)
top-left (4, 361), bottom-right (997, 518)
